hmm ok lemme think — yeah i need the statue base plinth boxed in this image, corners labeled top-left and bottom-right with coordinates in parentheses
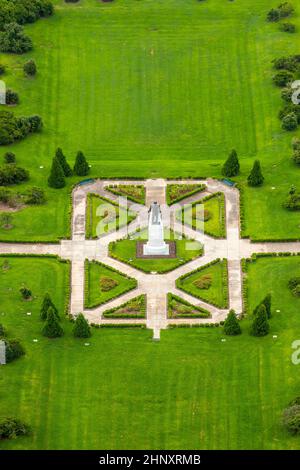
top-left (136, 241), bottom-right (176, 259)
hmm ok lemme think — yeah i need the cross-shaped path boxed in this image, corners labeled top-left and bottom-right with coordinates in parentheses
top-left (1, 178), bottom-right (300, 339)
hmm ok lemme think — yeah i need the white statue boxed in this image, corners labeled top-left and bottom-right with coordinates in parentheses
top-left (143, 202), bottom-right (169, 256)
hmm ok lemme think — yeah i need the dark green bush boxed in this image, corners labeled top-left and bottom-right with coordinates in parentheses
top-left (223, 310), bottom-right (241, 336)
top-left (280, 22), bottom-right (296, 32)
top-left (42, 306), bottom-right (64, 338)
top-left (23, 59), bottom-right (37, 76)
top-left (282, 113), bottom-right (298, 131)
top-left (4, 152), bottom-right (16, 164)
top-left (0, 417), bottom-right (30, 440)
top-left (5, 339), bottom-right (25, 363)
top-left (0, 22), bottom-right (32, 53)
top-left (222, 149), bottom-right (240, 177)
top-left (282, 403), bottom-right (300, 435)
top-left (5, 89), bottom-right (19, 105)
top-left (25, 186), bottom-right (46, 205)
top-left (73, 313), bottom-right (91, 338)
top-left (273, 70), bottom-right (294, 87)
top-left (0, 111), bottom-right (42, 145)
top-left (0, 164), bottom-right (29, 186)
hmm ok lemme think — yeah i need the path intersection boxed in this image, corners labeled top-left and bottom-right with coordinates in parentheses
top-left (1, 178), bottom-right (300, 339)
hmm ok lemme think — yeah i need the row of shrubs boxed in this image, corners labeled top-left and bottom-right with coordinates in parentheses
top-left (103, 294), bottom-right (146, 319)
top-left (166, 183), bottom-right (206, 205)
top-left (91, 323), bottom-right (146, 329)
top-left (104, 184), bottom-right (146, 205)
top-left (167, 293), bottom-right (211, 319)
top-left (0, 111), bottom-right (42, 146)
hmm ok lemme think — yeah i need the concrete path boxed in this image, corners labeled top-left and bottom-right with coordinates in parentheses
top-left (2, 177), bottom-right (300, 338)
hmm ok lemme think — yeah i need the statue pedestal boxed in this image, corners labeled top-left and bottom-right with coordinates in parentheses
top-left (143, 241), bottom-right (170, 256)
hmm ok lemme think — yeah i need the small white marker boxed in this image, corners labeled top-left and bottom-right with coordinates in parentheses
top-left (33, 339), bottom-right (38, 343)
top-left (221, 338), bottom-right (226, 342)
top-left (276, 309), bottom-right (280, 313)
top-left (273, 335), bottom-right (278, 339)
top-left (27, 312), bottom-right (31, 316)
top-left (84, 343), bottom-right (90, 346)
top-left (39, 165), bottom-right (44, 169)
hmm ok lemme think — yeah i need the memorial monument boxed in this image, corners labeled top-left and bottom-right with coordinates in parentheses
top-left (143, 202), bottom-right (170, 256)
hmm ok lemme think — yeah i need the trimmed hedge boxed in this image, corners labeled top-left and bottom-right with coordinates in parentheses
top-left (91, 323), bottom-right (146, 329)
top-left (103, 294), bottom-right (146, 319)
top-left (104, 184), bottom-right (146, 205)
top-left (166, 183), bottom-right (206, 205)
top-left (167, 293), bottom-right (211, 319)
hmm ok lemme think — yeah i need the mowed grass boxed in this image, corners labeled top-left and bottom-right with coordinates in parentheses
top-left (177, 259), bottom-right (228, 308)
top-left (84, 260), bottom-right (137, 308)
top-left (109, 235), bottom-right (203, 273)
top-left (86, 194), bottom-right (136, 239)
top-left (0, 0), bottom-right (299, 241)
top-left (1, 255), bottom-right (300, 449)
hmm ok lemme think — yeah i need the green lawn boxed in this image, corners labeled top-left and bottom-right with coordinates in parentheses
top-left (1, 256), bottom-right (300, 449)
top-left (84, 260), bottom-right (137, 308)
top-left (176, 259), bottom-right (228, 309)
top-left (86, 194), bottom-right (136, 239)
top-left (0, 0), bottom-right (299, 241)
top-left (109, 234), bottom-right (203, 273)
top-left (179, 193), bottom-right (226, 238)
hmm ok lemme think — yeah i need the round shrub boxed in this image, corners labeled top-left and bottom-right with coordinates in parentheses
top-left (23, 59), bottom-right (37, 76)
top-left (5, 339), bottom-right (25, 363)
top-left (281, 22), bottom-right (296, 33)
top-left (282, 404), bottom-right (300, 435)
top-left (273, 71), bottom-right (294, 87)
top-left (282, 113), bottom-right (298, 131)
top-left (5, 89), bottom-right (19, 105)
top-left (4, 152), bottom-right (16, 164)
top-left (0, 418), bottom-right (30, 440)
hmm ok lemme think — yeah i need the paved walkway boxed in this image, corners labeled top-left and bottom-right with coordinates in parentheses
top-left (2, 178), bottom-right (300, 338)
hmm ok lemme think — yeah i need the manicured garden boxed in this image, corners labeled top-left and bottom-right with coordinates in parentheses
top-left (86, 194), bottom-right (136, 239)
top-left (176, 259), bottom-right (228, 309)
top-left (84, 260), bottom-right (137, 308)
top-left (166, 183), bottom-right (206, 205)
top-left (178, 192), bottom-right (226, 238)
top-left (103, 294), bottom-right (146, 319)
top-left (167, 293), bottom-right (210, 319)
top-left (1, 254), bottom-right (300, 449)
top-left (109, 232), bottom-right (203, 273)
top-left (105, 184), bottom-right (145, 205)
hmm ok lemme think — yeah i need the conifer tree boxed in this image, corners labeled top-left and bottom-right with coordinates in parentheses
top-left (247, 160), bottom-right (264, 187)
top-left (42, 307), bottom-right (64, 338)
top-left (253, 294), bottom-right (272, 319)
top-left (73, 313), bottom-right (91, 338)
top-left (55, 148), bottom-right (72, 177)
top-left (222, 149), bottom-right (240, 177)
top-left (73, 151), bottom-right (89, 176)
top-left (40, 293), bottom-right (59, 321)
top-left (223, 309), bottom-right (241, 336)
top-left (250, 304), bottom-right (270, 337)
top-left (48, 156), bottom-right (65, 189)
